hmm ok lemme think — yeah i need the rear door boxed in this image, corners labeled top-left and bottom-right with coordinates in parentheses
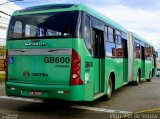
top-left (141, 46), bottom-right (145, 78)
top-left (92, 28), bottom-right (105, 94)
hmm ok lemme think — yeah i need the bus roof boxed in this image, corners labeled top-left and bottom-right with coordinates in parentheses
top-left (132, 33), bottom-right (152, 46)
top-left (13, 4), bottom-right (128, 33)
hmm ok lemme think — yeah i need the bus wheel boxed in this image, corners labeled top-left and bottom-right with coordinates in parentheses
top-left (104, 78), bottom-right (113, 101)
top-left (133, 72), bottom-right (140, 86)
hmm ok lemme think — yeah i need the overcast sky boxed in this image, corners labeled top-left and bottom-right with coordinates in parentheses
top-left (7, 0), bottom-right (160, 51)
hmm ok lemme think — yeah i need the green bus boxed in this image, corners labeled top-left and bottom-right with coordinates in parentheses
top-left (5, 4), bottom-right (156, 101)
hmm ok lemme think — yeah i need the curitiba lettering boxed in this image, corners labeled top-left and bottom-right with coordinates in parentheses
top-left (32, 73), bottom-right (48, 77)
top-left (44, 57), bottom-right (70, 64)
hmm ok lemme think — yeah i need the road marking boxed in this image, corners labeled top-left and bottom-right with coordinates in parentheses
top-left (71, 105), bottom-right (132, 114)
top-left (0, 96), bottom-right (133, 115)
top-left (0, 96), bottom-right (43, 103)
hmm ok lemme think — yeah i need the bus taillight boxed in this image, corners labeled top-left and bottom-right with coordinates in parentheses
top-left (5, 51), bottom-right (8, 81)
top-left (70, 49), bottom-right (83, 85)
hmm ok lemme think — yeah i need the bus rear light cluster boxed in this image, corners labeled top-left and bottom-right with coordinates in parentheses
top-left (70, 49), bottom-right (83, 85)
top-left (5, 51), bottom-right (8, 81)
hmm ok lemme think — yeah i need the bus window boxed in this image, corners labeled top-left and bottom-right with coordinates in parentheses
top-left (108, 27), bottom-right (114, 42)
top-left (141, 42), bottom-right (145, 60)
top-left (115, 30), bottom-right (121, 44)
top-left (84, 15), bottom-right (92, 54)
top-left (134, 39), bottom-right (141, 59)
top-left (8, 11), bottom-right (79, 39)
top-left (13, 21), bottom-right (22, 38)
top-left (148, 46), bottom-right (152, 60)
top-left (115, 30), bottom-right (123, 58)
top-left (104, 26), bottom-right (108, 41)
top-left (145, 44), bottom-right (150, 60)
top-left (105, 27), bottom-right (115, 57)
top-left (105, 43), bottom-right (116, 57)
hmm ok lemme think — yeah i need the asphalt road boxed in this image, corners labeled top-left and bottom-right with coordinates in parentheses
top-left (0, 78), bottom-right (160, 119)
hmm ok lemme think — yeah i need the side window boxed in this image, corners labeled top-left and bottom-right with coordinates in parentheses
top-left (134, 39), bottom-right (141, 59)
top-left (13, 21), bottom-right (22, 38)
top-left (84, 15), bottom-right (92, 54)
top-left (105, 43), bottom-right (116, 57)
top-left (105, 26), bottom-right (108, 41)
top-left (150, 46), bottom-right (153, 58)
top-left (115, 30), bottom-right (123, 57)
top-left (108, 27), bottom-right (114, 42)
top-left (140, 41), bottom-right (145, 60)
top-left (105, 27), bottom-right (116, 57)
top-left (148, 46), bottom-right (152, 60)
top-left (145, 44), bottom-right (149, 59)
top-left (115, 30), bottom-right (121, 44)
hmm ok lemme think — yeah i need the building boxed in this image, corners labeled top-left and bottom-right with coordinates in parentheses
top-left (0, 0), bottom-right (21, 46)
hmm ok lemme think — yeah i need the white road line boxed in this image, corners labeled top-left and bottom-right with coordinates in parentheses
top-left (0, 96), bottom-right (43, 103)
top-left (0, 96), bottom-right (132, 114)
top-left (71, 105), bottom-right (132, 114)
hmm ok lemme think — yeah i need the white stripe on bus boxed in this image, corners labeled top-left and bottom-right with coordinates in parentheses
top-left (8, 48), bottom-right (72, 55)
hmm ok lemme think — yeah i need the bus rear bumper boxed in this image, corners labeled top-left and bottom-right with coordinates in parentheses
top-left (5, 82), bottom-right (84, 101)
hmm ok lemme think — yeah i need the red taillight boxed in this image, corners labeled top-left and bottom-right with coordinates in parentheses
top-left (5, 51), bottom-right (8, 81)
top-left (70, 49), bottom-right (83, 85)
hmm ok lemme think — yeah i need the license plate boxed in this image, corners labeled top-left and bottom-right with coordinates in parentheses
top-left (29, 90), bottom-right (41, 95)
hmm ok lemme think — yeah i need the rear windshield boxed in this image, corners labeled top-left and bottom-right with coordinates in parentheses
top-left (7, 11), bottom-right (79, 40)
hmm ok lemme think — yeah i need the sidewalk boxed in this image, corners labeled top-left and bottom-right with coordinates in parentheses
top-left (0, 71), bottom-right (5, 82)
top-left (0, 81), bottom-right (5, 96)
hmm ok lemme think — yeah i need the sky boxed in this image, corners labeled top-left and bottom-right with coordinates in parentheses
top-left (4, 0), bottom-right (160, 51)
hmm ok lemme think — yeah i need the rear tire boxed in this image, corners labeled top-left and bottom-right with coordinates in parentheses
top-left (146, 79), bottom-right (151, 82)
top-left (104, 78), bottom-right (113, 101)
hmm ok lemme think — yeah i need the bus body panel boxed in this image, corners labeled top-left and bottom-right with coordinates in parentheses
top-left (6, 82), bottom-right (84, 101)
top-left (145, 60), bottom-right (152, 79)
top-left (105, 58), bottom-right (124, 90)
top-left (7, 39), bottom-right (72, 85)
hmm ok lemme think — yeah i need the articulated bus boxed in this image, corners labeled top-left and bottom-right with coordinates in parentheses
top-left (5, 4), bottom-right (156, 101)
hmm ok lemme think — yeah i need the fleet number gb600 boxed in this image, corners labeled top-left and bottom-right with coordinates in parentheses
top-left (44, 57), bottom-right (70, 64)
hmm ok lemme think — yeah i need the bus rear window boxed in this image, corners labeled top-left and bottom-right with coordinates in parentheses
top-left (7, 11), bottom-right (79, 40)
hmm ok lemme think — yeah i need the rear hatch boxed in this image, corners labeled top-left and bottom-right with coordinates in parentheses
top-left (6, 10), bottom-right (80, 85)
top-left (8, 39), bottom-right (72, 85)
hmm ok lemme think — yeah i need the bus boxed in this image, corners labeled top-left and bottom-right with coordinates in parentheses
top-left (5, 4), bottom-right (156, 101)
